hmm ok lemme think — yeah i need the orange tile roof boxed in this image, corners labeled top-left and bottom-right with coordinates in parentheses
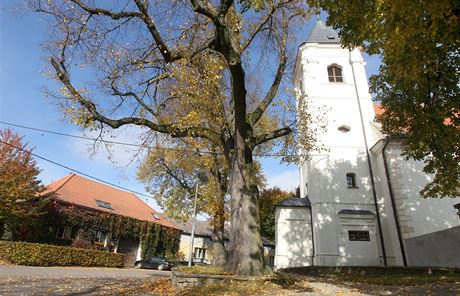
top-left (41, 174), bottom-right (179, 230)
top-left (373, 103), bottom-right (384, 116)
top-left (373, 103), bottom-right (456, 126)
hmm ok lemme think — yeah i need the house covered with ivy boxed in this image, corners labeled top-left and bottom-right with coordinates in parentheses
top-left (39, 173), bottom-right (181, 266)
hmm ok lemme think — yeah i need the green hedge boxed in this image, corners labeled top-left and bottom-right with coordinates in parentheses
top-left (0, 241), bottom-right (124, 267)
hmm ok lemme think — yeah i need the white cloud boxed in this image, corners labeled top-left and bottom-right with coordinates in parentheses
top-left (265, 169), bottom-right (299, 192)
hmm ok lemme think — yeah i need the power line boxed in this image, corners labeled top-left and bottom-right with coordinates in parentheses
top-left (0, 139), bottom-right (157, 201)
top-left (0, 120), bottom-right (290, 157)
top-left (0, 120), bottom-right (179, 150)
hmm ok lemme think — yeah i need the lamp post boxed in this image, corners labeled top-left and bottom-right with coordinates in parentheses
top-left (188, 172), bottom-right (208, 267)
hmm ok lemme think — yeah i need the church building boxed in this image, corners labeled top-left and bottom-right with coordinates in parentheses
top-left (275, 20), bottom-right (460, 269)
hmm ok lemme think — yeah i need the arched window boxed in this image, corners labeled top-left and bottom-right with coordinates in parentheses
top-left (346, 173), bottom-right (357, 188)
top-left (328, 65), bottom-right (343, 82)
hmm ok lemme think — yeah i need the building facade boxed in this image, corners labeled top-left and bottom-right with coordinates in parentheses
top-left (40, 173), bottom-right (181, 266)
top-left (275, 20), bottom-right (460, 269)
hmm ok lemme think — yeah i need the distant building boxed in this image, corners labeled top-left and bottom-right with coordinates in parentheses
top-left (275, 20), bottom-right (460, 269)
top-left (175, 219), bottom-right (275, 267)
top-left (40, 173), bottom-right (180, 266)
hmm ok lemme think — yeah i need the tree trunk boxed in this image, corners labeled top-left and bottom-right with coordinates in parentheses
top-left (215, 24), bottom-right (267, 274)
top-left (226, 151), bottom-right (268, 275)
top-left (211, 220), bottom-right (226, 267)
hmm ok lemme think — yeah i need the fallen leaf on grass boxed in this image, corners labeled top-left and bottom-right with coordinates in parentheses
top-left (142, 278), bottom-right (175, 296)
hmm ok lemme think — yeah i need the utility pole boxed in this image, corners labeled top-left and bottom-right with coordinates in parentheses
top-left (188, 183), bottom-right (199, 267)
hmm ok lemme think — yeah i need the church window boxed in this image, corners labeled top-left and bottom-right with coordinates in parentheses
top-left (346, 173), bottom-right (357, 188)
top-left (327, 65), bottom-right (343, 82)
top-left (338, 125), bottom-right (351, 133)
top-left (348, 230), bottom-right (370, 241)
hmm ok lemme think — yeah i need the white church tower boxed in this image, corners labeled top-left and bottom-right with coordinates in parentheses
top-left (275, 19), bottom-right (460, 270)
top-left (275, 20), bottom-right (385, 268)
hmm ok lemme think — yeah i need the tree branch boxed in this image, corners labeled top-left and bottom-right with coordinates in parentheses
top-left (218, 0), bottom-right (234, 17)
top-left (110, 83), bottom-right (157, 117)
top-left (189, 0), bottom-right (218, 21)
top-left (71, 0), bottom-right (141, 19)
top-left (133, 0), bottom-right (180, 62)
top-left (71, 0), bottom-right (180, 63)
top-left (49, 57), bottom-right (220, 144)
top-left (254, 127), bottom-right (291, 146)
top-left (241, 8), bottom-right (274, 52)
top-left (247, 37), bottom-right (287, 126)
top-left (241, 0), bottom-right (296, 52)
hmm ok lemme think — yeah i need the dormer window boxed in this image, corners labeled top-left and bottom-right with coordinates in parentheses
top-left (95, 199), bottom-right (114, 210)
top-left (346, 173), bottom-right (357, 188)
top-left (151, 213), bottom-right (161, 220)
top-left (328, 65), bottom-right (343, 82)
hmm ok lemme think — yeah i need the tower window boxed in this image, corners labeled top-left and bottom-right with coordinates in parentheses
top-left (346, 173), bottom-right (357, 188)
top-left (338, 125), bottom-right (351, 133)
top-left (328, 65), bottom-right (343, 82)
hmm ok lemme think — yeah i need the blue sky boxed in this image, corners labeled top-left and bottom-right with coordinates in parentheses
top-left (0, 2), bottom-right (381, 212)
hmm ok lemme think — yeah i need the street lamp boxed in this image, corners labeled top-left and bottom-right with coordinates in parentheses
top-left (188, 172), bottom-right (208, 267)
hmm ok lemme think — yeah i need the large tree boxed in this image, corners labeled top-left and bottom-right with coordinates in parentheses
top-left (31, 0), bottom-right (318, 275)
top-left (0, 129), bottom-right (44, 240)
top-left (311, 0), bottom-right (460, 198)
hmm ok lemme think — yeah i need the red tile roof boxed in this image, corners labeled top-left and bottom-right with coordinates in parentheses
top-left (41, 173), bottom-right (179, 230)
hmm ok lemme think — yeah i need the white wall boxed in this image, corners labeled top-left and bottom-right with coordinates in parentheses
top-left (372, 140), bottom-right (460, 235)
top-left (275, 206), bottom-right (312, 268)
top-left (371, 139), bottom-right (460, 266)
top-left (312, 203), bottom-right (382, 266)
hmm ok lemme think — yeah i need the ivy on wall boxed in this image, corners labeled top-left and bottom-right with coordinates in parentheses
top-left (45, 200), bottom-right (180, 259)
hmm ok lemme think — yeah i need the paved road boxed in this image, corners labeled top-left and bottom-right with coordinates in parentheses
top-left (0, 265), bottom-right (170, 279)
top-left (0, 265), bottom-right (168, 295)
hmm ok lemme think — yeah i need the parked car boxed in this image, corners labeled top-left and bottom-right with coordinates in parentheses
top-left (134, 256), bottom-right (174, 270)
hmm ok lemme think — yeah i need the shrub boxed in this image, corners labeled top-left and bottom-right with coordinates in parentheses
top-left (0, 240), bottom-right (124, 267)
